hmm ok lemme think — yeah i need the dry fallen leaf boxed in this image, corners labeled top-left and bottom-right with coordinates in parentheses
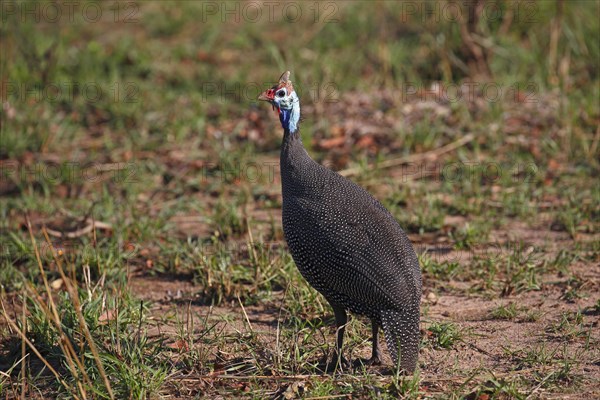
top-left (98, 309), bottom-right (117, 323)
top-left (356, 135), bottom-right (376, 149)
top-left (330, 124), bottom-right (345, 137)
top-left (426, 292), bottom-right (438, 305)
top-left (167, 339), bottom-right (189, 351)
top-left (283, 382), bottom-right (306, 399)
top-left (50, 278), bottom-right (63, 290)
top-left (317, 137), bottom-right (346, 150)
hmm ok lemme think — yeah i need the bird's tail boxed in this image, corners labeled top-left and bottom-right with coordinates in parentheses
top-left (380, 308), bottom-right (420, 373)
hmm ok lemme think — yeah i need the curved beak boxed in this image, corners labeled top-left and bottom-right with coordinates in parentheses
top-left (258, 88), bottom-right (275, 102)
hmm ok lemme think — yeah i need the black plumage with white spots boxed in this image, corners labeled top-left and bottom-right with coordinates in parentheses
top-left (259, 71), bottom-right (422, 372)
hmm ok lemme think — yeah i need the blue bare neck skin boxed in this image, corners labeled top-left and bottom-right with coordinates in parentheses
top-left (276, 91), bottom-right (300, 137)
top-left (280, 107), bottom-right (305, 167)
top-left (278, 92), bottom-right (305, 175)
top-left (280, 109), bottom-right (300, 139)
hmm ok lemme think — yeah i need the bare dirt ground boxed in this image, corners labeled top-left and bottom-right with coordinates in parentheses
top-left (129, 212), bottom-right (600, 399)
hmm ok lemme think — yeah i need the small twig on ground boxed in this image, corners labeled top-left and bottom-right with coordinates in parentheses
top-left (339, 133), bottom-right (476, 177)
top-left (45, 218), bottom-right (112, 238)
top-left (466, 342), bottom-right (495, 358)
top-left (237, 295), bottom-right (254, 333)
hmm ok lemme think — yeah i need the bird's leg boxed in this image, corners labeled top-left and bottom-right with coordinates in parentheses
top-left (331, 305), bottom-right (350, 371)
top-left (367, 320), bottom-right (382, 365)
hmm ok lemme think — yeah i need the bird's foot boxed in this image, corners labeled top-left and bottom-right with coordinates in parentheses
top-left (321, 352), bottom-right (351, 373)
top-left (365, 354), bottom-right (382, 366)
top-left (354, 355), bottom-right (382, 368)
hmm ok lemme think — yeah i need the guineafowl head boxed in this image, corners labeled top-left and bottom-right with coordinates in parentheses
top-left (258, 71), bottom-right (300, 133)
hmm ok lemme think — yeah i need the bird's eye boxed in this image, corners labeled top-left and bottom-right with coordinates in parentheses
top-left (276, 89), bottom-right (286, 98)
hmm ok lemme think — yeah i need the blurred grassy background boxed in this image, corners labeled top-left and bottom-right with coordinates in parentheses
top-left (1, 1), bottom-right (599, 398)
top-left (2, 1), bottom-right (598, 157)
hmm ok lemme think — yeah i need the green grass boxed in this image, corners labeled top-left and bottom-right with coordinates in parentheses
top-left (425, 322), bottom-right (463, 350)
top-left (1, 0), bottom-right (599, 398)
top-left (1, 238), bottom-right (167, 399)
top-left (490, 302), bottom-right (519, 320)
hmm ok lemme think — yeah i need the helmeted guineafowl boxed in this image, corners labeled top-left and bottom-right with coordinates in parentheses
top-left (259, 71), bottom-right (422, 373)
